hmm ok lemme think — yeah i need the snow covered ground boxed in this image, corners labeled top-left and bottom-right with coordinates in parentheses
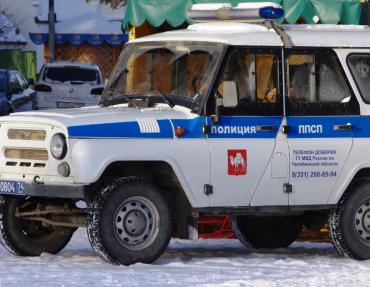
top-left (0, 229), bottom-right (369, 287)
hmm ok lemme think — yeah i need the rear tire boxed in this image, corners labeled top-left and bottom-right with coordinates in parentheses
top-left (87, 177), bottom-right (172, 265)
top-left (231, 215), bottom-right (302, 248)
top-left (329, 180), bottom-right (370, 260)
top-left (0, 196), bottom-right (75, 256)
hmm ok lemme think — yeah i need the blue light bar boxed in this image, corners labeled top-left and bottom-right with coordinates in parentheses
top-left (259, 6), bottom-right (284, 19)
top-left (187, 2), bottom-right (284, 22)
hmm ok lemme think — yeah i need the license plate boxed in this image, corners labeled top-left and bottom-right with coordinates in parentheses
top-left (0, 181), bottom-right (25, 195)
top-left (57, 102), bottom-right (85, 108)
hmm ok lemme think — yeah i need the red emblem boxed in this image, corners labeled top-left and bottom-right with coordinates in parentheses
top-left (228, 150), bottom-right (247, 176)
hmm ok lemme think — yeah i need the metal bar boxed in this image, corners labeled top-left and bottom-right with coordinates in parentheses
top-left (48, 0), bottom-right (56, 62)
top-left (16, 208), bottom-right (87, 217)
top-left (22, 216), bottom-right (86, 228)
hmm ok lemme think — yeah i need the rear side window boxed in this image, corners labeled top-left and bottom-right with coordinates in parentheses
top-left (43, 67), bottom-right (100, 84)
top-left (348, 54), bottom-right (370, 104)
top-left (286, 51), bottom-right (358, 115)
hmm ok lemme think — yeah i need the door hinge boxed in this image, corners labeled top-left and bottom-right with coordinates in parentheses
top-left (204, 184), bottom-right (213, 195)
top-left (284, 183), bottom-right (292, 193)
top-left (203, 125), bottom-right (211, 134)
top-left (282, 125), bottom-right (290, 134)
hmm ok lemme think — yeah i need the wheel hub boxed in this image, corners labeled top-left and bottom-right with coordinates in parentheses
top-left (114, 196), bottom-right (159, 251)
top-left (124, 210), bottom-right (146, 236)
top-left (354, 200), bottom-right (370, 241)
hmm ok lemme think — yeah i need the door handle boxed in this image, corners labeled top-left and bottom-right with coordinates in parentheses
top-left (256, 125), bottom-right (277, 132)
top-left (334, 123), bottom-right (353, 131)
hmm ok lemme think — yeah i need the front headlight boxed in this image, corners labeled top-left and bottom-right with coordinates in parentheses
top-left (50, 133), bottom-right (67, 159)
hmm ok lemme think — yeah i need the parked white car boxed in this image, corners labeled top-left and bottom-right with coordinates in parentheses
top-left (35, 61), bottom-right (104, 109)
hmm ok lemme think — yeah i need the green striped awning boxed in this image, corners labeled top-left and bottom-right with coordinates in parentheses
top-left (122, 0), bottom-right (363, 31)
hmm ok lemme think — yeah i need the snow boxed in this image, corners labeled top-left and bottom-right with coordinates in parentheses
top-left (0, 13), bottom-right (27, 44)
top-left (0, 229), bottom-right (369, 286)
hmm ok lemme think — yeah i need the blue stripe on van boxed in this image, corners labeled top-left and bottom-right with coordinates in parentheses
top-left (286, 116), bottom-right (360, 138)
top-left (68, 119), bottom-right (174, 138)
top-left (67, 116), bottom-right (370, 139)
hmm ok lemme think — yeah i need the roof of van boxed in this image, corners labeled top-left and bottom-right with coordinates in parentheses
top-left (130, 23), bottom-right (370, 48)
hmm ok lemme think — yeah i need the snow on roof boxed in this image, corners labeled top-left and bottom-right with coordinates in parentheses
top-left (0, 13), bottom-right (27, 44)
top-left (131, 22), bottom-right (370, 48)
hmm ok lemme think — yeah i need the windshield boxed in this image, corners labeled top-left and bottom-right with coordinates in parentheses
top-left (101, 42), bottom-right (224, 108)
top-left (0, 72), bottom-right (7, 92)
top-left (43, 67), bottom-right (100, 84)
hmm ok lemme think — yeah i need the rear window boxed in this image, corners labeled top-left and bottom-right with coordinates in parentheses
top-left (43, 67), bottom-right (100, 84)
top-left (0, 72), bottom-right (7, 92)
top-left (348, 54), bottom-right (370, 103)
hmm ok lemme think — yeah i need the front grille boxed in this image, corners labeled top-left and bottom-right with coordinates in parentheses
top-left (7, 129), bottom-right (46, 141)
top-left (4, 148), bottom-right (49, 161)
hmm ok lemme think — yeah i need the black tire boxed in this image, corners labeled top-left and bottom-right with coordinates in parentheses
top-left (231, 215), bottom-right (302, 249)
top-left (0, 196), bottom-right (75, 256)
top-left (329, 180), bottom-right (370, 260)
top-left (87, 177), bottom-right (172, 265)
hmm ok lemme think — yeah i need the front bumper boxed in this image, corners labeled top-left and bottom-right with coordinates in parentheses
top-left (0, 181), bottom-right (84, 199)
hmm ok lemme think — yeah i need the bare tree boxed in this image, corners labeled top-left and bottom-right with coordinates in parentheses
top-left (0, 1), bottom-right (27, 30)
top-left (0, 7), bottom-right (14, 41)
top-left (86, 0), bottom-right (126, 9)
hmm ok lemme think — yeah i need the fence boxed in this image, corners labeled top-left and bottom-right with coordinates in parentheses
top-left (0, 49), bottom-right (37, 80)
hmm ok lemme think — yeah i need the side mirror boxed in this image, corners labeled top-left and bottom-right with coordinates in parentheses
top-left (27, 78), bottom-right (35, 87)
top-left (222, 81), bottom-right (238, 107)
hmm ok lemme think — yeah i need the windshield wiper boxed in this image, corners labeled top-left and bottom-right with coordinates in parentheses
top-left (101, 90), bottom-right (131, 106)
top-left (150, 90), bottom-right (175, 108)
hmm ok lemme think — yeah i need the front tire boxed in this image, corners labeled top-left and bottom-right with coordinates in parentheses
top-left (231, 215), bottom-right (302, 249)
top-left (329, 180), bottom-right (370, 260)
top-left (87, 177), bottom-right (172, 265)
top-left (0, 196), bottom-right (75, 256)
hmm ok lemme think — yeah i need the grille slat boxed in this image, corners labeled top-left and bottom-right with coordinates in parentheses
top-left (7, 129), bottom-right (46, 141)
top-left (4, 148), bottom-right (49, 161)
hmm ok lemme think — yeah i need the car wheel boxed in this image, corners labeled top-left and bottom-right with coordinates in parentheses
top-left (231, 215), bottom-right (302, 248)
top-left (0, 196), bottom-right (75, 256)
top-left (87, 177), bottom-right (172, 265)
top-left (329, 180), bottom-right (370, 260)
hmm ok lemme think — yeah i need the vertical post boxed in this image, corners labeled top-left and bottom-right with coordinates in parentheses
top-left (48, 0), bottom-right (55, 62)
top-left (368, 0), bottom-right (370, 27)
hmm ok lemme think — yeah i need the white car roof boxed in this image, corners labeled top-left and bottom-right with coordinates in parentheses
top-left (131, 22), bottom-right (370, 48)
top-left (44, 61), bottom-right (100, 70)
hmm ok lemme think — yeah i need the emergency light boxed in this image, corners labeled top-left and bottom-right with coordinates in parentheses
top-left (187, 2), bottom-right (284, 22)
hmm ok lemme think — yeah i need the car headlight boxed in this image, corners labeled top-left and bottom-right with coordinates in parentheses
top-left (50, 133), bottom-right (67, 159)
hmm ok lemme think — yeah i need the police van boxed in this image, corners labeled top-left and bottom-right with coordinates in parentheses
top-left (0, 2), bottom-right (370, 265)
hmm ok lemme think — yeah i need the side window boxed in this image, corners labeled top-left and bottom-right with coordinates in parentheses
top-left (348, 54), bottom-right (370, 104)
top-left (15, 73), bottom-right (28, 90)
top-left (287, 52), bottom-right (359, 115)
top-left (8, 73), bottom-right (20, 92)
top-left (216, 49), bottom-right (281, 116)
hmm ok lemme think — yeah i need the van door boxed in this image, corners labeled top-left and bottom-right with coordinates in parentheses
top-left (208, 48), bottom-right (288, 207)
top-left (285, 51), bottom-right (360, 206)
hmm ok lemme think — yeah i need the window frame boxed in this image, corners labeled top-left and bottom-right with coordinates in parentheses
top-left (285, 48), bottom-right (359, 116)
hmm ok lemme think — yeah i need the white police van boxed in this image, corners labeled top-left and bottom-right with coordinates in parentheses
top-left (0, 2), bottom-right (370, 265)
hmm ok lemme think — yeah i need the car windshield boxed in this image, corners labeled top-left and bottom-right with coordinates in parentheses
top-left (101, 42), bottom-right (224, 108)
top-left (43, 67), bottom-right (100, 84)
top-left (0, 72), bottom-right (7, 92)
